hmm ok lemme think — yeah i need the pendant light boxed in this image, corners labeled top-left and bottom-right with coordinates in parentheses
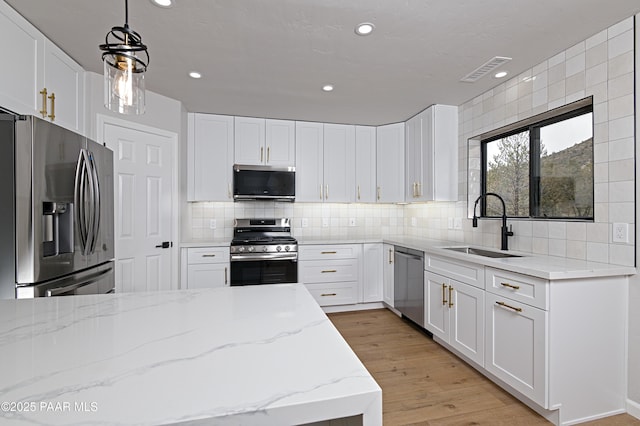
top-left (99, 0), bottom-right (150, 115)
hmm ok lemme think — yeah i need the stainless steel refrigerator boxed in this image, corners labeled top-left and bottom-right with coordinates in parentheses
top-left (0, 112), bottom-right (115, 299)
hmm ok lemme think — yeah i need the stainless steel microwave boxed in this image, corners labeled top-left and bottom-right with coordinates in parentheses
top-left (233, 164), bottom-right (295, 201)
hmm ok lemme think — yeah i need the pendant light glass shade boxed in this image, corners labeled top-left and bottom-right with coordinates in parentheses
top-left (99, 0), bottom-right (149, 115)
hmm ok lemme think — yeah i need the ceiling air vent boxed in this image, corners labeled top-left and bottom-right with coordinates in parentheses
top-left (460, 56), bottom-right (512, 82)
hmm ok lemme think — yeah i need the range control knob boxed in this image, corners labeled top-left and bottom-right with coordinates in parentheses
top-left (238, 246), bottom-right (245, 252)
top-left (284, 246), bottom-right (290, 252)
top-left (276, 246), bottom-right (282, 252)
top-left (248, 246), bottom-right (254, 252)
top-left (262, 246), bottom-right (268, 252)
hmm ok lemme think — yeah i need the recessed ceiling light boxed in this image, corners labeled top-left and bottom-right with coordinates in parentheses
top-left (355, 22), bottom-right (375, 36)
top-left (494, 71), bottom-right (508, 78)
top-left (189, 71), bottom-right (202, 79)
top-left (322, 84), bottom-right (334, 92)
top-left (150, 0), bottom-right (173, 8)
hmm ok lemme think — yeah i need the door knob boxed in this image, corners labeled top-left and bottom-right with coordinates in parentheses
top-left (155, 241), bottom-right (172, 249)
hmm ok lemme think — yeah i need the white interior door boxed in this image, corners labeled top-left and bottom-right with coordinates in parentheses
top-left (101, 120), bottom-right (176, 293)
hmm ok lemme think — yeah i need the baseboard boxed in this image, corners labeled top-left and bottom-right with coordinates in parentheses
top-left (322, 302), bottom-right (385, 314)
top-left (627, 398), bottom-right (640, 420)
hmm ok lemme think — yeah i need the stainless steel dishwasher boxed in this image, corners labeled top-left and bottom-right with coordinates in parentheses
top-left (394, 246), bottom-right (425, 327)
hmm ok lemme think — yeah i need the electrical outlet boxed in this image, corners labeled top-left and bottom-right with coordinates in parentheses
top-left (322, 218), bottom-right (329, 228)
top-left (447, 218), bottom-right (454, 229)
top-left (301, 218), bottom-right (309, 227)
top-left (349, 218), bottom-right (357, 227)
top-left (209, 219), bottom-right (216, 229)
top-left (613, 223), bottom-right (628, 243)
top-left (411, 217), bottom-right (417, 227)
top-left (454, 218), bottom-right (462, 229)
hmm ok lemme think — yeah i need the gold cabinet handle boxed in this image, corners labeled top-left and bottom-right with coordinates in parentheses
top-left (267, 146), bottom-right (270, 163)
top-left (325, 184), bottom-right (329, 200)
top-left (39, 88), bottom-right (48, 118)
top-left (501, 282), bottom-right (520, 290)
top-left (260, 147), bottom-right (264, 162)
top-left (48, 92), bottom-right (55, 121)
top-left (321, 293), bottom-right (337, 297)
top-left (201, 254), bottom-right (216, 257)
top-left (413, 182), bottom-right (418, 198)
top-left (319, 184), bottom-right (323, 200)
top-left (442, 283), bottom-right (447, 306)
top-left (224, 267), bottom-right (228, 285)
top-left (321, 269), bottom-right (337, 273)
top-left (321, 251), bottom-right (337, 254)
top-left (357, 185), bottom-right (361, 200)
top-left (388, 249), bottom-right (393, 264)
top-left (448, 285), bottom-right (454, 308)
top-left (496, 301), bottom-right (523, 312)
top-left (228, 183), bottom-right (232, 199)
top-left (377, 186), bottom-right (381, 201)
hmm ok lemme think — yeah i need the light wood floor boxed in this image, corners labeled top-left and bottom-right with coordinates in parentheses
top-left (328, 308), bottom-right (640, 426)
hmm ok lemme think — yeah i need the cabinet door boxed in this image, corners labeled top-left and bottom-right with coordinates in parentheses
top-left (382, 244), bottom-right (394, 306)
top-left (295, 121), bottom-right (324, 202)
top-left (450, 280), bottom-right (484, 366)
top-left (426, 104), bottom-right (458, 201)
top-left (186, 263), bottom-right (229, 289)
top-left (0, 1), bottom-right (44, 116)
top-left (355, 126), bottom-right (376, 203)
top-left (265, 119), bottom-right (295, 166)
top-left (43, 39), bottom-right (84, 134)
top-left (425, 271), bottom-right (449, 341)
top-left (485, 292), bottom-right (548, 406)
top-left (405, 114), bottom-right (423, 200)
top-left (187, 113), bottom-right (234, 201)
top-left (323, 124), bottom-right (355, 203)
top-left (234, 117), bottom-right (265, 165)
top-left (362, 243), bottom-right (383, 303)
top-left (376, 123), bottom-right (405, 203)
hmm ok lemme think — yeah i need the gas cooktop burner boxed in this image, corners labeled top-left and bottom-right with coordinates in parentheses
top-left (230, 218), bottom-right (298, 256)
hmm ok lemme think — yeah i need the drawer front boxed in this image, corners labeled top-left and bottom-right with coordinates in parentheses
top-left (298, 244), bottom-right (361, 260)
top-left (485, 267), bottom-right (548, 310)
top-left (299, 259), bottom-right (359, 284)
top-left (426, 255), bottom-right (484, 288)
top-left (187, 247), bottom-right (230, 264)
top-left (306, 282), bottom-right (358, 306)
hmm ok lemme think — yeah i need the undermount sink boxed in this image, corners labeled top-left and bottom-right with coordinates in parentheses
top-left (442, 246), bottom-right (522, 258)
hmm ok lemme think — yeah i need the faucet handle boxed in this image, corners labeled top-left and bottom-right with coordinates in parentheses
top-left (506, 224), bottom-right (514, 236)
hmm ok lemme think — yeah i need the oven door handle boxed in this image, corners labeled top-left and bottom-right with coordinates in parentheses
top-left (231, 253), bottom-right (298, 262)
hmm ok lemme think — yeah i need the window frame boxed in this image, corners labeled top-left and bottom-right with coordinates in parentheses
top-left (480, 102), bottom-right (594, 221)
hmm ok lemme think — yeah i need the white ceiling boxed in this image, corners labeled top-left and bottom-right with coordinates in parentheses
top-left (5, 1), bottom-right (640, 125)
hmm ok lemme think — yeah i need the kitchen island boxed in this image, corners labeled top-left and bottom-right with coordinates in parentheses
top-left (0, 284), bottom-right (381, 425)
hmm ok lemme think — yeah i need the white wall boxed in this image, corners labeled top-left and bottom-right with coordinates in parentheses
top-left (627, 12), bottom-right (640, 416)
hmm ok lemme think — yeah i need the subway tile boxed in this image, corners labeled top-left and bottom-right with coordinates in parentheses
top-left (586, 29), bottom-right (607, 49)
top-left (607, 30), bottom-right (633, 59)
top-left (587, 81), bottom-right (608, 104)
top-left (608, 138), bottom-right (633, 162)
top-left (608, 116), bottom-right (634, 140)
top-left (566, 240), bottom-right (587, 260)
top-left (594, 182), bottom-right (609, 203)
top-left (532, 237), bottom-right (549, 255)
top-left (565, 52), bottom-right (585, 77)
top-left (505, 85), bottom-right (518, 103)
top-left (548, 239), bottom-right (567, 257)
top-left (593, 162), bottom-right (608, 183)
top-left (548, 63), bottom-right (566, 84)
top-left (566, 222), bottom-right (587, 241)
top-left (609, 244), bottom-right (635, 267)
top-left (585, 62), bottom-right (608, 87)
top-left (532, 70), bottom-right (548, 92)
top-left (532, 61), bottom-right (548, 76)
top-left (548, 51), bottom-right (566, 68)
top-left (593, 122), bottom-right (609, 144)
top-left (548, 80), bottom-right (566, 101)
top-left (566, 41), bottom-right (585, 59)
top-left (608, 181), bottom-right (634, 203)
top-left (585, 41), bottom-right (607, 69)
top-left (548, 222), bottom-right (567, 239)
top-left (532, 88), bottom-right (548, 108)
top-left (608, 51), bottom-right (634, 79)
top-left (586, 242), bottom-right (609, 263)
top-left (608, 72), bottom-right (634, 99)
top-left (608, 17), bottom-right (633, 39)
top-left (608, 94), bottom-right (634, 120)
top-left (593, 102), bottom-right (608, 124)
top-left (565, 91), bottom-right (586, 104)
top-left (593, 142), bottom-right (608, 163)
top-left (532, 221), bottom-right (549, 238)
top-left (608, 202), bottom-right (635, 223)
top-left (586, 223), bottom-right (609, 243)
top-left (565, 71), bottom-right (585, 95)
top-left (608, 159), bottom-right (634, 182)
top-left (594, 203), bottom-right (608, 223)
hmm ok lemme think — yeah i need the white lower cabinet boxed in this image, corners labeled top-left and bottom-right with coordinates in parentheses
top-left (299, 244), bottom-right (361, 306)
top-left (485, 291), bottom-right (547, 406)
top-left (382, 244), bottom-right (394, 307)
top-left (181, 247), bottom-right (230, 289)
top-left (362, 243), bottom-right (383, 303)
top-left (425, 270), bottom-right (484, 366)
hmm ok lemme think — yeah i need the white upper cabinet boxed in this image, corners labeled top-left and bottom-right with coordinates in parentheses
top-left (234, 117), bottom-right (295, 166)
top-left (187, 113), bottom-right (234, 201)
top-left (295, 121), bottom-right (324, 202)
top-left (0, 1), bottom-right (44, 116)
top-left (376, 123), bottom-right (405, 203)
top-left (43, 40), bottom-right (85, 134)
top-left (0, 2), bottom-right (84, 134)
top-left (323, 124), bottom-right (355, 203)
top-left (354, 126), bottom-right (376, 203)
top-left (405, 104), bottom-right (458, 202)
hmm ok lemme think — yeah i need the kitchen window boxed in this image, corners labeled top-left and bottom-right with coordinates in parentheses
top-left (480, 100), bottom-right (594, 220)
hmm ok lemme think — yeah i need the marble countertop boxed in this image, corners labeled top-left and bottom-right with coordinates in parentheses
top-left (0, 285), bottom-right (381, 425)
top-left (383, 236), bottom-right (636, 280)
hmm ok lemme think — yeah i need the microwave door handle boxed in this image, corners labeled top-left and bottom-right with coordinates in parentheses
top-left (74, 149), bottom-right (88, 254)
top-left (88, 152), bottom-right (101, 254)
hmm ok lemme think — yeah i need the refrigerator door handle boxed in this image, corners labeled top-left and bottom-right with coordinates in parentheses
top-left (84, 150), bottom-right (96, 256)
top-left (88, 151), bottom-right (101, 254)
top-left (74, 149), bottom-right (88, 254)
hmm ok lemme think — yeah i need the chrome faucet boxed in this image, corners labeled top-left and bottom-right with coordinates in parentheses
top-left (472, 192), bottom-right (514, 251)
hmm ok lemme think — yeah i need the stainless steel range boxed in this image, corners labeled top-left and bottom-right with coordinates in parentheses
top-left (230, 218), bottom-right (298, 285)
